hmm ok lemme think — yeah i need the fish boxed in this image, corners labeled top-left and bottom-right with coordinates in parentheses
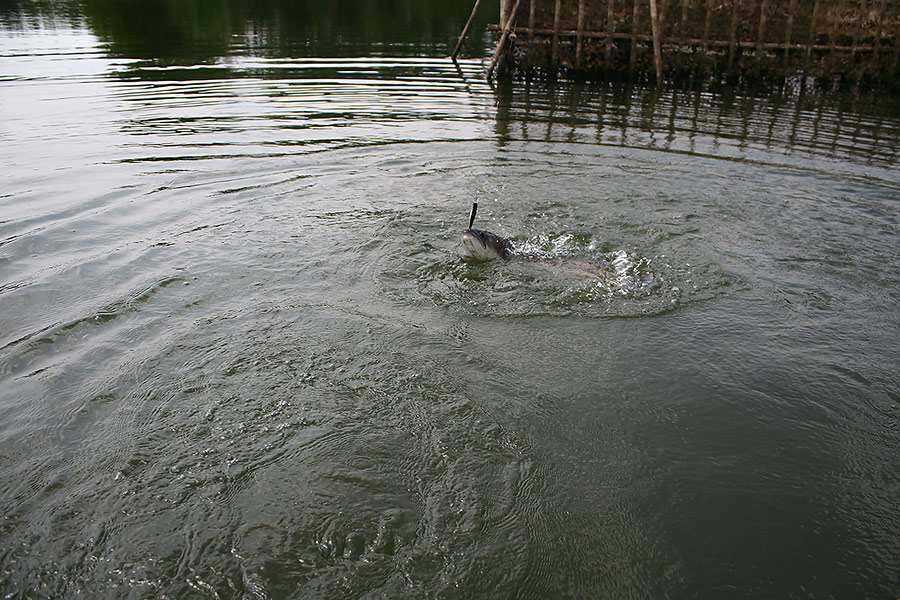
top-left (460, 227), bottom-right (514, 261)
top-left (459, 202), bottom-right (610, 279)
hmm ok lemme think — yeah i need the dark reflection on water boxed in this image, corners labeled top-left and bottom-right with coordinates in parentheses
top-left (493, 78), bottom-right (900, 171)
top-left (1, 2), bottom-right (900, 599)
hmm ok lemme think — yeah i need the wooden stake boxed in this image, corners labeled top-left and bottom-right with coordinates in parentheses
top-left (893, 15), bottom-right (900, 74)
top-left (529, 0), bottom-right (536, 42)
top-left (756, 0), bottom-right (768, 71)
top-left (805, 0), bottom-right (820, 74)
top-left (487, 0), bottom-right (521, 80)
top-left (649, 0), bottom-right (664, 83)
top-left (678, 0), bottom-right (691, 71)
top-left (606, 0), bottom-right (615, 67)
top-left (630, 0), bottom-right (641, 74)
top-left (825, 2), bottom-right (838, 76)
top-left (552, 0), bottom-right (562, 65)
top-left (851, 0), bottom-right (867, 62)
top-left (728, 0), bottom-right (740, 74)
top-left (451, 0), bottom-right (484, 60)
top-left (784, 0), bottom-right (797, 70)
top-left (869, 0), bottom-right (885, 75)
top-left (702, 0), bottom-right (713, 71)
top-left (873, 0), bottom-right (885, 49)
top-left (679, 0), bottom-right (690, 36)
top-left (576, 0), bottom-right (588, 66)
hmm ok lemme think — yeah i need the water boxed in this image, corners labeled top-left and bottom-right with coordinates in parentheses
top-left (2, 2), bottom-right (900, 598)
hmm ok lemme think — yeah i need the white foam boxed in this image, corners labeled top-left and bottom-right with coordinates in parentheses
top-left (591, 249), bottom-right (654, 296)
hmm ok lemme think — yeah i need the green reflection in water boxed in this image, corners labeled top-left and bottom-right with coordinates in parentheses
top-left (1, 0), bottom-right (501, 61)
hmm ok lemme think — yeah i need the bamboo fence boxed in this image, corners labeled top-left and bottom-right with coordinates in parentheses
top-left (484, 0), bottom-right (900, 80)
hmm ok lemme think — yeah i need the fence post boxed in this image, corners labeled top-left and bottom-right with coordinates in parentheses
top-left (677, 0), bottom-right (691, 71)
top-left (451, 0), bottom-right (484, 60)
top-left (727, 0), bottom-right (740, 74)
top-left (805, 0), bottom-right (820, 74)
top-left (649, 0), bottom-right (664, 83)
top-left (784, 0), bottom-right (797, 71)
top-left (892, 16), bottom-right (900, 74)
top-left (529, 0), bottom-right (536, 43)
top-left (606, 0), bottom-right (615, 67)
top-left (756, 0), bottom-right (769, 72)
top-left (487, 0), bottom-right (521, 80)
top-left (577, 0), bottom-right (587, 66)
top-left (552, 0), bottom-right (562, 64)
top-left (630, 0), bottom-right (641, 74)
top-left (869, 0), bottom-right (885, 75)
top-left (851, 0), bottom-right (868, 62)
top-left (702, 0), bottom-right (713, 72)
top-left (825, 2), bottom-right (838, 76)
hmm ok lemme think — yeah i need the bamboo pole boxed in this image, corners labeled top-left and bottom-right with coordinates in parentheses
top-left (487, 23), bottom-right (884, 54)
top-left (893, 17), bottom-right (900, 74)
top-left (552, 0), bottom-right (561, 65)
top-left (606, 0), bottom-right (615, 67)
top-left (528, 0), bottom-right (536, 42)
top-left (869, 0), bottom-right (885, 74)
top-left (851, 0), bottom-right (867, 62)
top-left (784, 0), bottom-right (797, 70)
top-left (679, 0), bottom-right (690, 35)
top-left (630, 0), bottom-right (641, 74)
top-left (487, 0), bottom-right (521, 80)
top-left (576, 0), bottom-right (587, 66)
top-left (826, 2), bottom-right (838, 76)
top-left (756, 0), bottom-right (768, 70)
top-left (678, 0), bottom-right (691, 71)
top-left (451, 0), bottom-right (484, 60)
top-left (805, 0), bottom-right (820, 74)
top-left (873, 0), bottom-right (885, 49)
top-left (658, 0), bottom-right (668, 34)
top-left (702, 0), bottom-right (713, 71)
top-left (649, 0), bottom-right (664, 83)
top-left (727, 0), bottom-right (740, 74)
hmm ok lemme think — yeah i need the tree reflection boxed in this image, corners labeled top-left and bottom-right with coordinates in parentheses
top-left (1, 0), bottom-right (499, 61)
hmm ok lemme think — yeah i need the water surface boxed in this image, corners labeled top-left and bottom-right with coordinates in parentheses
top-left (2, 2), bottom-right (900, 598)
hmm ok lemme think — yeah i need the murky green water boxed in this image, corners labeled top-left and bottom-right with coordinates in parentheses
top-left (2, 1), bottom-right (899, 598)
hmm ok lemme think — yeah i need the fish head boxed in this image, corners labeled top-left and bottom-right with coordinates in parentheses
top-left (460, 228), bottom-right (512, 261)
